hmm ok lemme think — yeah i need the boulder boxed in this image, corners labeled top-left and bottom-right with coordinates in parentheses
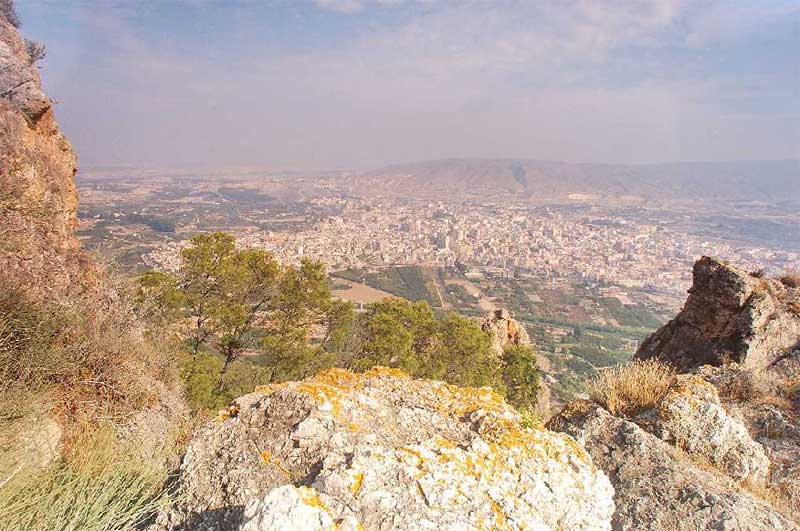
top-left (636, 256), bottom-right (800, 371)
top-left (696, 363), bottom-right (800, 517)
top-left (548, 401), bottom-right (796, 531)
top-left (642, 374), bottom-right (770, 485)
top-left (154, 367), bottom-right (614, 531)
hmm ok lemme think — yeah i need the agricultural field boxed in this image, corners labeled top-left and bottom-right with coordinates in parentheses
top-left (332, 265), bottom-right (443, 308)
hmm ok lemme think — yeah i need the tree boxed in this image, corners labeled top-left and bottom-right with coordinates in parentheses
top-left (354, 298), bottom-right (436, 373)
top-left (211, 247), bottom-right (280, 388)
top-left (425, 311), bottom-right (498, 388)
top-left (501, 345), bottom-right (541, 411)
top-left (153, 233), bottom-right (348, 387)
top-left (179, 232), bottom-right (238, 356)
top-left (135, 270), bottom-right (183, 325)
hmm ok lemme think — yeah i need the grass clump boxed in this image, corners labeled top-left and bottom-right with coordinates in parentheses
top-left (0, 426), bottom-right (171, 531)
top-left (778, 270), bottom-right (800, 289)
top-left (587, 359), bottom-right (675, 417)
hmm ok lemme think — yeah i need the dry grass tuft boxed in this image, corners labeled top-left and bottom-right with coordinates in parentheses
top-left (778, 270), bottom-right (800, 289)
top-left (588, 359), bottom-right (676, 417)
top-left (0, 425), bottom-right (171, 531)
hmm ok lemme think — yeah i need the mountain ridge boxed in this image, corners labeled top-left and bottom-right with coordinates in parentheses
top-left (354, 158), bottom-right (800, 204)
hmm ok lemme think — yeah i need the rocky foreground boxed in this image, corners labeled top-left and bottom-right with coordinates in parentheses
top-left (154, 367), bottom-right (614, 530)
top-left (154, 257), bottom-right (799, 530)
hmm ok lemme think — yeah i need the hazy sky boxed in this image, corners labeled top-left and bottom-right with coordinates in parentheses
top-left (17, 0), bottom-right (800, 170)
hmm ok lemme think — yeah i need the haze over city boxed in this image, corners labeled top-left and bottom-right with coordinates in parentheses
top-left (18, 0), bottom-right (800, 170)
top-left (5, 0), bottom-right (800, 528)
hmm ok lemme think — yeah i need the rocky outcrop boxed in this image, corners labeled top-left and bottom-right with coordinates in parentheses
top-left (643, 374), bottom-right (770, 485)
top-left (636, 256), bottom-right (800, 371)
top-left (548, 257), bottom-right (800, 528)
top-left (155, 368), bottom-right (615, 531)
top-left (548, 401), bottom-right (796, 531)
top-left (481, 308), bottom-right (532, 356)
top-left (0, 16), bottom-right (88, 294)
top-left (481, 307), bottom-right (553, 417)
top-left (696, 363), bottom-right (800, 517)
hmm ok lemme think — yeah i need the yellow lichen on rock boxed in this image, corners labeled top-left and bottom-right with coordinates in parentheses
top-left (363, 366), bottom-right (410, 379)
top-left (350, 472), bottom-right (364, 496)
top-left (216, 402), bottom-right (240, 422)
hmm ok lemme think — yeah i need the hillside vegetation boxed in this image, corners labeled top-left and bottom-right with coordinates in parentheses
top-left (139, 232), bottom-right (543, 416)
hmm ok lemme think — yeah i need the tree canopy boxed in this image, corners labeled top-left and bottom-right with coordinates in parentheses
top-left (138, 232), bottom-right (542, 415)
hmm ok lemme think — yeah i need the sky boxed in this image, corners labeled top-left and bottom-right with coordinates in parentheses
top-left (16, 0), bottom-right (800, 170)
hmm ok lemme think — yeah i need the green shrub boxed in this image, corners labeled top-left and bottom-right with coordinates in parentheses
top-left (501, 345), bottom-right (541, 411)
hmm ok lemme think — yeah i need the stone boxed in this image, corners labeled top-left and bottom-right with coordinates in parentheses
top-left (481, 308), bottom-right (532, 357)
top-left (1, 17), bottom-right (89, 294)
top-left (239, 486), bottom-right (334, 531)
top-left (636, 256), bottom-right (800, 371)
top-left (154, 367), bottom-right (614, 530)
top-left (548, 401), bottom-right (796, 531)
top-left (642, 374), bottom-right (770, 485)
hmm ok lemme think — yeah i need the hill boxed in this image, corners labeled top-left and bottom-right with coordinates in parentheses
top-left (353, 158), bottom-right (800, 204)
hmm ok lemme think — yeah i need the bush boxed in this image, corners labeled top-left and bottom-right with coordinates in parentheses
top-left (0, 0), bottom-right (19, 28)
top-left (0, 426), bottom-right (170, 531)
top-left (778, 270), bottom-right (800, 289)
top-left (0, 270), bottom-right (179, 428)
top-left (587, 359), bottom-right (675, 417)
top-left (24, 38), bottom-right (45, 64)
top-left (501, 345), bottom-right (542, 412)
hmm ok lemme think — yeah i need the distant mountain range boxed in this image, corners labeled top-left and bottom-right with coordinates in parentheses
top-left (352, 159), bottom-right (800, 204)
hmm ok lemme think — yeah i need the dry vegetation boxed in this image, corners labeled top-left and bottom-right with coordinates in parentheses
top-left (0, 425), bottom-right (170, 531)
top-left (0, 0), bottom-right (19, 28)
top-left (778, 270), bottom-right (800, 289)
top-left (713, 369), bottom-right (780, 404)
top-left (0, 267), bottom-right (179, 431)
top-left (587, 359), bottom-right (676, 417)
top-left (0, 268), bottom-right (181, 530)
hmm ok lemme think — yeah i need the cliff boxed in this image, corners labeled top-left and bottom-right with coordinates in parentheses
top-left (0, 15), bottom-right (88, 294)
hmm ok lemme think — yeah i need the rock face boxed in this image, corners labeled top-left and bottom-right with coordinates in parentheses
top-left (696, 363), bottom-right (800, 517)
top-left (644, 374), bottom-right (770, 485)
top-left (481, 308), bottom-right (532, 356)
top-left (636, 256), bottom-right (800, 371)
top-left (0, 16), bottom-right (88, 294)
top-left (548, 401), bottom-right (796, 531)
top-left (155, 368), bottom-right (615, 531)
top-left (548, 257), bottom-right (800, 529)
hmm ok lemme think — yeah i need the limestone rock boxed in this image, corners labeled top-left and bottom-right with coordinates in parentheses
top-left (1, 17), bottom-right (88, 294)
top-left (481, 308), bottom-right (531, 356)
top-left (696, 363), bottom-right (800, 516)
top-left (548, 401), bottom-right (796, 531)
top-left (643, 374), bottom-right (770, 485)
top-left (239, 486), bottom-right (335, 531)
top-left (636, 256), bottom-right (800, 371)
top-left (155, 368), bottom-right (614, 531)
